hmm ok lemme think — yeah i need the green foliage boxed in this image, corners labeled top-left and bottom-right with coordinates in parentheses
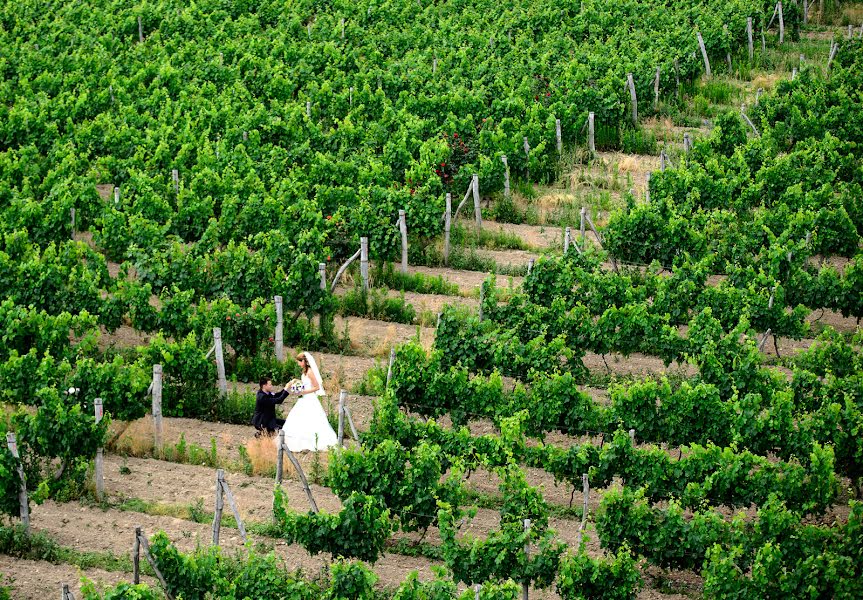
top-left (274, 486), bottom-right (393, 563)
top-left (149, 531), bottom-right (318, 600)
top-left (12, 387), bottom-right (108, 503)
top-left (80, 580), bottom-right (160, 600)
top-left (327, 440), bottom-right (465, 533)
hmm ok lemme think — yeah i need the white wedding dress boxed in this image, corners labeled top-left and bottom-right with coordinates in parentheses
top-left (281, 373), bottom-right (338, 451)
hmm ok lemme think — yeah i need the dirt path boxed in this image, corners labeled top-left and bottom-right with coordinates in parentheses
top-left (0, 556), bottom-right (156, 600)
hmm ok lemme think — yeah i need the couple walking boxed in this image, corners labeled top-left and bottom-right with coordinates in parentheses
top-left (252, 351), bottom-right (338, 451)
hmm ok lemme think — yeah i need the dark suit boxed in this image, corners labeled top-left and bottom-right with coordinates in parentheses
top-left (252, 388), bottom-right (290, 433)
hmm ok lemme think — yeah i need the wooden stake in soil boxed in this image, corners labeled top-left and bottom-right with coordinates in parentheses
top-left (803, 0), bottom-right (808, 25)
top-left (219, 471), bottom-right (247, 542)
top-left (444, 193), bottom-right (452, 265)
top-left (474, 584), bottom-right (481, 600)
top-left (330, 246), bottom-right (361, 291)
top-left (629, 428), bottom-right (635, 443)
top-left (579, 206), bottom-right (586, 246)
top-left (626, 72), bottom-right (638, 124)
top-left (778, 1), bottom-right (784, 44)
top-left (761, 29), bottom-right (766, 54)
top-left (399, 209), bottom-right (408, 274)
top-left (588, 112), bottom-right (595, 154)
top-left (133, 526), bottom-right (141, 584)
top-left (387, 347), bottom-right (395, 388)
top-left (62, 583), bottom-right (74, 600)
top-left (94, 398), bottom-right (104, 501)
top-left (528, 258), bottom-right (535, 274)
top-left (319, 262), bottom-right (326, 292)
top-left (349, 87), bottom-right (353, 106)
top-left (522, 518), bottom-right (531, 600)
top-left (741, 104), bottom-right (760, 136)
top-left (213, 327), bottom-right (228, 395)
top-left (212, 469), bottom-right (225, 545)
top-left (306, 101), bottom-right (311, 117)
top-left (6, 433), bottom-right (29, 531)
top-left (472, 174), bottom-right (482, 231)
top-left (501, 155), bottom-right (510, 198)
top-left (674, 58), bottom-right (680, 97)
top-left (747, 17), bottom-right (754, 62)
top-left (135, 529), bottom-right (172, 599)
top-left (138, 16), bottom-right (144, 42)
top-left (172, 169), bottom-right (179, 195)
top-left (151, 364), bottom-right (163, 452)
top-left (584, 212), bottom-right (603, 249)
top-left (276, 430), bottom-right (285, 483)
top-left (564, 227), bottom-right (572, 254)
top-left (555, 119), bottom-right (562, 155)
top-left (338, 390), bottom-right (346, 447)
top-left (280, 437), bottom-right (319, 512)
top-left (683, 132), bottom-right (692, 153)
top-left (113, 186), bottom-right (120, 206)
top-left (653, 66), bottom-right (660, 109)
top-left (360, 237), bottom-right (369, 292)
top-left (696, 32), bottom-right (711, 78)
top-left (345, 405), bottom-right (360, 442)
top-left (274, 296), bottom-right (284, 362)
top-left (523, 137), bottom-right (531, 181)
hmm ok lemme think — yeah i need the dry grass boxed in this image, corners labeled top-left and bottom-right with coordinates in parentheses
top-left (243, 433), bottom-right (279, 476)
top-left (369, 324), bottom-right (397, 358)
top-left (750, 72), bottom-right (784, 92)
top-left (243, 433), bottom-right (333, 480)
top-left (109, 416), bottom-right (159, 457)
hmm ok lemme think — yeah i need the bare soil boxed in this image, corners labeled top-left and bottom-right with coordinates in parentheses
top-left (0, 555), bottom-right (156, 600)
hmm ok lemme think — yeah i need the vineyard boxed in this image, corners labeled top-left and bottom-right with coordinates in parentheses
top-left (1, 0), bottom-right (863, 598)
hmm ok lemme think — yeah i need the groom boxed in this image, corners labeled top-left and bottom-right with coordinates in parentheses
top-left (252, 377), bottom-right (291, 435)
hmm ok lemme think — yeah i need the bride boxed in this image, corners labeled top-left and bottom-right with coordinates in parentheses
top-left (280, 351), bottom-right (338, 451)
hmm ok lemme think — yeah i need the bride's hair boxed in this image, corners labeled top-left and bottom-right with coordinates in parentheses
top-left (296, 352), bottom-right (309, 373)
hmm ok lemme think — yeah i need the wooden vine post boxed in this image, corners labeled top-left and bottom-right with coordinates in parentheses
top-left (337, 390), bottom-right (346, 447)
top-left (62, 584), bottom-right (74, 600)
top-left (6, 432), bottom-right (29, 531)
top-left (70, 208), bottom-right (76, 240)
top-left (213, 327), bottom-right (228, 395)
top-left (778, 1), bottom-right (784, 45)
top-left (564, 227), bottom-right (572, 254)
top-left (696, 32), bottom-right (711, 78)
top-left (212, 469), bottom-right (247, 545)
top-left (523, 137), bottom-right (531, 182)
top-left (274, 296), bottom-right (284, 362)
top-left (747, 17), bottom-right (754, 62)
top-left (501, 155), bottom-right (510, 198)
top-left (588, 112), bottom-right (595, 154)
top-left (472, 174), bottom-right (481, 232)
top-left (576, 472), bottom-right (590, 547)
top-left (360, 237), bottom-right (369, 292)
top-left (138, 16), bottom-right (144, 42)
top-left (133, 527), bottom-right (173, 598)
top-left (399, 210), bottom-right (409, 274)
top-left (555, 118), bottom-right (562, 155)
top-left (386, 347), bottom-right (395, 388)
top-left (172, 169), bottom-right (179, 195)
top-left (626, 73), bottom-right (637, 124)
top-left (580, 207), bottom-right (587, 247)
top-left (94, 398), bottom-right (104, 501)
top-left (151, 364), bottom-right (163, 452)
top-left (113, 186), bottom-right (120, 206)
top-left (444, 193), bottom-right (452, 265)
top-left (522, 518), bottom-right (531, 600)
top-left (653, 66), bottom-right (660, 109)
top-left (275, 435), bottom-right (319, 512)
